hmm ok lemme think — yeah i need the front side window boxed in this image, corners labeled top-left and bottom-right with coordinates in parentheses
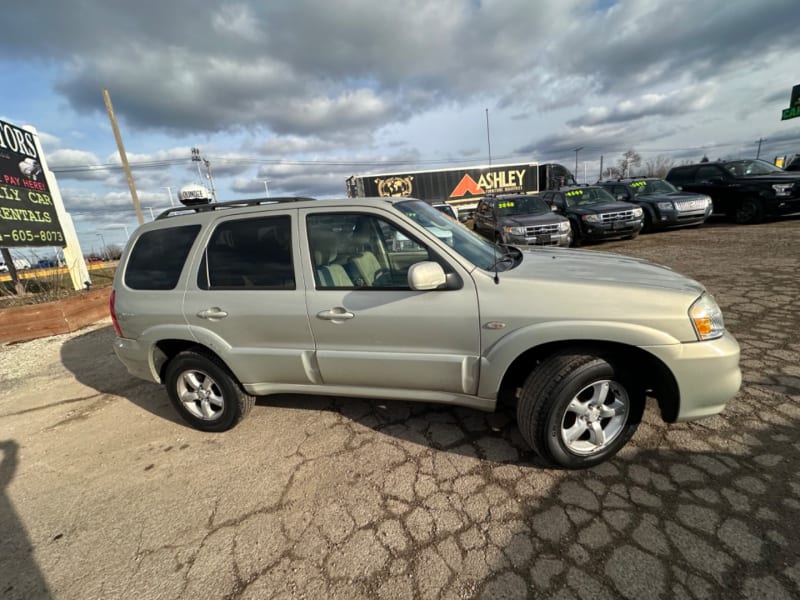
top-left (198, 215), bottom-right (294, 290)
top-left (307, 212), bottom-right (437, 289)
top-left (697, 166), bottom-right (725, 182)
top-left (125, 225), bottom-right (200, 290)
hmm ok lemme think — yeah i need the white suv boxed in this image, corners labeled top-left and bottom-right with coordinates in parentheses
top-left (111, 196), bottom-right (741, 469)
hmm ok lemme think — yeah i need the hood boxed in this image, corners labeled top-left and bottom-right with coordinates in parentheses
top-left (502, 246), bottom-right (705, 295)
top-left (735, 174), bottom-right (800, 183)
top-left (568, 201), bottom-right (636, 215)
top-left (500, 213), bottom-right (564, 227)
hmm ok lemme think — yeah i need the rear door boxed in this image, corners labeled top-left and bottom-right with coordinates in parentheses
top-left (182, 209), bottom-right (316, 386)
top-left (301, 206), bottom-right (481, 394)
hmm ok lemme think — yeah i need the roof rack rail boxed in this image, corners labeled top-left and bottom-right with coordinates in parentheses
top-left (155, 196), bottom-right (317, 220)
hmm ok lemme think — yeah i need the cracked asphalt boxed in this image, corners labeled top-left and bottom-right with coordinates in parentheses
top-left (1, 216), bottom-right (799, 599)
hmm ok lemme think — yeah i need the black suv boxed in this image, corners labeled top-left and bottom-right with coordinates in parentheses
top-left (472, 194), bottom-right (571, 246)
top-left (599, 178), bottom-right (712, 231)
top-left (540, 186), bottom-right (643, 246)
top-left (665, 159), bottom-right (800, 224)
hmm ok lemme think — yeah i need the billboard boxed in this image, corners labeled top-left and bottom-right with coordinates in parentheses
top-left (0, 119), bottom-right (66, 247)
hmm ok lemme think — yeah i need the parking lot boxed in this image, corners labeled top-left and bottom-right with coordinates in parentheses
top-left (1, 216), bottom-right (799, 599)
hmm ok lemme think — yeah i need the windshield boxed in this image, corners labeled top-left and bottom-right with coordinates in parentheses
top-left (722, 159), bottom-right (785, 177)
top-left (394, 200), bottom-right (510, 271)
top-left (496, 195), bottom-right (550, 216)
top-left (630, 179), bottom-right (678, 195)
top-left (564, 187), bottom-right (616, 207)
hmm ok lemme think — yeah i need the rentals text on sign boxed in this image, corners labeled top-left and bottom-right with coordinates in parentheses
top-left (0, 119), bottom-right (65, 247)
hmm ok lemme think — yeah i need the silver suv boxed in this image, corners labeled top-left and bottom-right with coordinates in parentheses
top-left (111, 196), bottom-right (741, 469)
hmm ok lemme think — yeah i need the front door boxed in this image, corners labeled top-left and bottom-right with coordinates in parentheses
top-left (301, 207), bottom-right (481, 395)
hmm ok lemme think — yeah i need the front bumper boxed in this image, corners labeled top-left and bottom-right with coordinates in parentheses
top-left (506, 230), bottom-right (571, 247)
top-left (581, 219), bottom-right (643, 240)
top-left (644, 331), bottom-right (741, 422)
top-left (652, 206), bottom-right (712, 229)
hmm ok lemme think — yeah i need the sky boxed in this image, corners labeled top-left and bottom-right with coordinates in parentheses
top-left (2, 0), bottom-right (799, 259)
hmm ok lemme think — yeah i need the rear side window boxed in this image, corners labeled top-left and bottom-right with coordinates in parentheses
top-left (198, 215), bottom-right (295, 290)
top-left (125, 225), bottom-right (200, 290)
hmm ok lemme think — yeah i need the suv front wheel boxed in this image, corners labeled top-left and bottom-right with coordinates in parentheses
top-left (164, 349), bottom-right (256, 431)
top-left (516, 351), bottom-right (644, 468)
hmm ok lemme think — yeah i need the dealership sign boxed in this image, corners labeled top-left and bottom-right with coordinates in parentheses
top-left (0, 119), bottom-right (66, 247)
top-left (781, 84), bottom-right (800, 121)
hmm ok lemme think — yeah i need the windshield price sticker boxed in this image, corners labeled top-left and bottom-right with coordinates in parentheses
top-left (565, 190), bottom-right (584, 197)
top-left (497, 201), bottom-right (515, 209)
top-left (0, 119), bottom-right (66, 247)
top-left (630, 181), bottom-right (648, 188)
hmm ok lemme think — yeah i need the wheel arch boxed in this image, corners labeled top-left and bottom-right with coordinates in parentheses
top-left (495, 340), bottom-right (681, 423)
top-left (154, 339), bottom-right (230, 383)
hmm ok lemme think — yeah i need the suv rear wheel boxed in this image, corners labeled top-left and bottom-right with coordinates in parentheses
top-left (164, 350), bottom-right (256, 431)
top-left (516, 351), bottom-right (644, 469)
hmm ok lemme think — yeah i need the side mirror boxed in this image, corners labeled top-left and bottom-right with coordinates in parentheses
top-left (408, 261), bottom-right (446, 291)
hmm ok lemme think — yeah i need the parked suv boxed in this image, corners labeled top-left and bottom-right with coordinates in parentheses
top-left (472, 194), bottom-right (571, 246)
top-left (111, 195), bottom-right (740, 469)
top-left (599, 178), bottom-right (712, 231)
top-left (540, 186), bottom-right (644, 246)
top-left (665, 159), bottom-right (800, 224)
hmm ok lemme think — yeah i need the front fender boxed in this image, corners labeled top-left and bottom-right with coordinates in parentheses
top-left (478, 320), bottom-right (680, 397)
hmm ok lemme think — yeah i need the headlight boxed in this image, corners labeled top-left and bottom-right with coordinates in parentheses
top-left (558, 220), bottom-right (571, 232)
top-left (772, 183), bottom-right (793, 197)
top-left (689, 293), bottom-right (725, 341)
top-left (582, 214), bottom-right (601, 223)
top-left (632, 207), bottom-right (643, 217)
top-left (503, 226), bottom-right (526, 235)
top-left (657, 201), bottom-right (673, 210)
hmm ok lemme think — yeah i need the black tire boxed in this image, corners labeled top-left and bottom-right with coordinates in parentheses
top-left (733, 197), bottom-right (764, 224)
top-left (641, 209), bottom-right (654, 233)
top-left (569, 220), bottom-right (582, 247)
top-left (164, 350), bottom-right (255, 432)
top-left (516, 351), bottom-right (644, 469)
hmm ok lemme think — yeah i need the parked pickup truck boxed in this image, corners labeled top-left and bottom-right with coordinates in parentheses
top-left (666, 159), bottom-right (800, 224)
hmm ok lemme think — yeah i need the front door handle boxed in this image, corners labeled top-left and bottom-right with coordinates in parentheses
top-left (197, 307), bottom-right (229, 320)
top-left (316, 307), bottom-right (355, 323)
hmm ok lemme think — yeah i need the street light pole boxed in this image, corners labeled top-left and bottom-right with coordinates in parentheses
top-left (263, 179), bottom-right (271, 197)
top-left (96, 233), bottom-right (107, 260)
top-left (574, 147), bottom-right (584, 183)
top-left (162, 186), bottom-right (175, 207)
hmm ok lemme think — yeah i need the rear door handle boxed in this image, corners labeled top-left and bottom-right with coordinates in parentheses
top-left (197, 307), bottom-right (228, 320)
top-left (316, 307), bottom-right (355, 322)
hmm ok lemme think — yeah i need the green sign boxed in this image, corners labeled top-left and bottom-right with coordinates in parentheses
top-left (780, 84), bottom-right (800, 121)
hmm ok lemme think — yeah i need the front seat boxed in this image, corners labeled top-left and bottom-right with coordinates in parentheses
top-left (346, 222), bottom-right (383, 287)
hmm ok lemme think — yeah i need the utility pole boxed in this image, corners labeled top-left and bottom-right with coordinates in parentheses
top-left (485, 108), bottom-right (492, 168)
top-left (574, 147), bottom-right (584, 182)
top-left (103, 89), bottom-right (145, 225)
top-left (263, 179), bottom-right (271, 197)
top-left (191, 148), bottom-right (218, 203)
top-left (756, 138), bottom-right (766, 159)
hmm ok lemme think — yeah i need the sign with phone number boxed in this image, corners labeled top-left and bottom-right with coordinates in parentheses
top-left (0, 119), bottom-right (66, 247)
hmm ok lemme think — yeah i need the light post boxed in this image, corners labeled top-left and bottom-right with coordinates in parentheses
top-left (263, 179), bottom-right (271, 197)
top-left (143, 206), bottom-right (156, 220)
top-left (574, 147), bottom-right (584, 183)
top-left (96, 232), bottom-right (107, 260)
top-left (162, 186), bottom-right (175, 207)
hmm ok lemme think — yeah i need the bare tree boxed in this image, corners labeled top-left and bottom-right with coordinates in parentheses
top-left (619, 149), bottom-right (642, 177)
top-left (643, 155), bottom-right (675, 178)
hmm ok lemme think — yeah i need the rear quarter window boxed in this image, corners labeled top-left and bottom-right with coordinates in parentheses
top-left (124, 225), bottom-right (201, 290)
